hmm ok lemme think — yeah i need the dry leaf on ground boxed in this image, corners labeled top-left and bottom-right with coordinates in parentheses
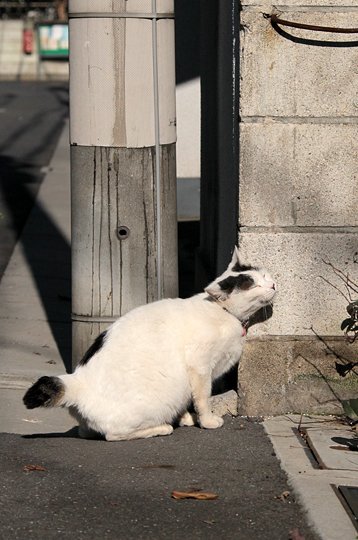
top-left (275, 490), bottom-right (290, 501)
top-left (171, 490), bottom-right (218, 500)
top-left (23, 464), bottom-right (47, 472)
top-left (289, 528), bottom-right (305, 540)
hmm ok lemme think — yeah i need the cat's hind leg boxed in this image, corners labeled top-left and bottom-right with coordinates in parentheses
top-left (68, 405), bottom-right (101, 439)
top-left (105, 424), bottom-right (173, 441)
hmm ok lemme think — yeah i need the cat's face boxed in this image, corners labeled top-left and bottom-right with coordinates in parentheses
top-left (204, 247), bottom-right (277, 321)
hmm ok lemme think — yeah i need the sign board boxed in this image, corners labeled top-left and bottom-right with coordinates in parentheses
top-left (37, 23), bottom-right (69, 59)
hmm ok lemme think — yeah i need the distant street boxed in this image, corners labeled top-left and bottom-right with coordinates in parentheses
top-left (0, 81), bottom-right (68, 279)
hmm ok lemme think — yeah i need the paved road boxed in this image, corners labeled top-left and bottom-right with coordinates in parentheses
top-left (0, 81), bottom-right (68, 278)
top-left (0, 417), bottom-right (317, 540)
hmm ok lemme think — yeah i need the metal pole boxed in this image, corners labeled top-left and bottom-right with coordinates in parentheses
top-left (151, 0), bottom-right (163, 299)
top-left (198, 0), bottom-right (239, 284)
top-left (69, 0), bottom-right (178, 368)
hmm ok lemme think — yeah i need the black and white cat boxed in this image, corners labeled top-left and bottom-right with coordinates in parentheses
top-left (23, 247), bottom-right (276, 441)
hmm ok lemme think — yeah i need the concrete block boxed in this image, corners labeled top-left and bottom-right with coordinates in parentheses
top-left (240, 10), bottom-right (358, 117)
top-left (210, 390), bottom-right (238, 417)
top-left (239, 123), bottom-right (358, 227)
top-left (242, 1), bottom-right (358, 6)
top-left (238, 336), bottom-right (358, 416)
top-left (238, 232), bottom-right (358, 336)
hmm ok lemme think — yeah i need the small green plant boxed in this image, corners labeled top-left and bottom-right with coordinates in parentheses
top-left (321, 260), bottom-right (358, 420)
top-left (341, 300), bottom-right (358, 344)
top-left (321, 259), bottom-right (358, 344)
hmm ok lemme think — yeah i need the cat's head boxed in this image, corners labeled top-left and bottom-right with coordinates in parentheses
top-left (204, 247), bottom-right (277, 322)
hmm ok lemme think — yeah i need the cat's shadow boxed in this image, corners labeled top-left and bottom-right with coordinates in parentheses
top-left (21, 426), bottom-right (190, 440)
top-left (21, 427), bottom-right (91, 440)
top-left (247, 305), bottom-right (273, 329)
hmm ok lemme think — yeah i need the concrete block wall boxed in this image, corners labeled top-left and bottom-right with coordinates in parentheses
top-left (238, 1), bottom-right (358, 415)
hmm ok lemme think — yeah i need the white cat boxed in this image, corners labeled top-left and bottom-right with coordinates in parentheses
top-left (23, 247), bottom-right (276, 441)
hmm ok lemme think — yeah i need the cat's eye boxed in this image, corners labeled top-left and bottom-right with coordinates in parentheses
top-left (241, 282), bottom-right (254, 290)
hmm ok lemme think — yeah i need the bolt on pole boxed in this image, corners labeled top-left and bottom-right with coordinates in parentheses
top-left (69, 0), bottom-right (178, 369)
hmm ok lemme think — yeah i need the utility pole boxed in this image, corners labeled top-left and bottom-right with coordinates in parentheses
top-left (68, 0), bottom-right (177, 368)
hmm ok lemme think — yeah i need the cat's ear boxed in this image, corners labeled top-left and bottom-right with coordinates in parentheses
top-left (229, 246), bottom-right (250, 271)
top-left (204, 281), bottom-right (229, 302)
top-left (229, 246), bottom-right (239, 267)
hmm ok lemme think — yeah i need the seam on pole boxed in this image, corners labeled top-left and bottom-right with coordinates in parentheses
top-left (152, 0), bottom-right (162, 300)
top-left (68, 12), bottom-right (174, 19)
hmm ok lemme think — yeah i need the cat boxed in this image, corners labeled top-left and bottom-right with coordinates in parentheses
top-left (23, 247), bottom-right (276, 441)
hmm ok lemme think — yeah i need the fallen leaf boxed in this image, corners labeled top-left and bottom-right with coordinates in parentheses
top-left (23, 464), bottom-right (47, 472)
top-left (289, 528), bottom-right (305, 540)
top-left (171, 490), bottom-right (218, 500)
top-left (275, 490), bottom-right (290, 502)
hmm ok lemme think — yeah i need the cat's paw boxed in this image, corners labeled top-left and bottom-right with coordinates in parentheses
top-left (199, 414), bottom-right (224, 429)
top-left (179, 411), bottom-right (196, 427)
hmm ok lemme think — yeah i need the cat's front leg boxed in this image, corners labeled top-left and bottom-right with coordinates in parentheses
top-left (188, 368), bottom-right (224, 430)
top-left (178, 410), bottom-right (196, 427)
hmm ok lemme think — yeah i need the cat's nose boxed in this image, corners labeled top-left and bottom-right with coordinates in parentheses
top-left (271, 283), bottom-right (276, 290)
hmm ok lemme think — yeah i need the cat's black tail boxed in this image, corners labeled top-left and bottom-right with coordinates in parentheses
top-left (23, 376), bottom-right (65, 409)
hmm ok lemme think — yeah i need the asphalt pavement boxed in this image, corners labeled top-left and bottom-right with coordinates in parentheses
top-left (0, 418), bottom-right (319, 540)
top-left (0, 81), bottom-right (354, 540)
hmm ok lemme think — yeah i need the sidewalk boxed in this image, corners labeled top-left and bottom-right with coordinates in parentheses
top-left (264, 415), bottom-right (358, 540)
top-left (0, 123), bottom-right (357, 539)
top-left (0, 120), bottom-right (74, 434)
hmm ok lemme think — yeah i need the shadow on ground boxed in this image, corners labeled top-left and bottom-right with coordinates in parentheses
top-left (0, 82), bottom-right (71, 369)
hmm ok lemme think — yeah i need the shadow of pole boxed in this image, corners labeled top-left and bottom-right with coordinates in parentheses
top-left (0, 156), bottom-right (72, 371)
top-left (0, 82), bottom-right (71, 371)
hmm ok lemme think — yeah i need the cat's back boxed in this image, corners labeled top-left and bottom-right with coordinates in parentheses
top-left (108, 294), bottom-right (240, 345)
top-left (79, 295), bottom-right (241, 374)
